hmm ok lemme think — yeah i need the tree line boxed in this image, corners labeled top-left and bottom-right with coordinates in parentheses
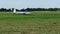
top-left (0, 8), bottom-right (60, 12)
top-left (20, 8), bottom-right (60, 11)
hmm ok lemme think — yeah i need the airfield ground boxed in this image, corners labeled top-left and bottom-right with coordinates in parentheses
top-left (0, 11), bottom-right (60, 34)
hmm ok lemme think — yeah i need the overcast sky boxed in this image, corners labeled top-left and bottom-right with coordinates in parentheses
top-left (0, 0), bottom-right (60, 9)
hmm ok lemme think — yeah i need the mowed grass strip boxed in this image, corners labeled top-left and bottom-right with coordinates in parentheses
top-left (0, 11), bottom-right (60, 34)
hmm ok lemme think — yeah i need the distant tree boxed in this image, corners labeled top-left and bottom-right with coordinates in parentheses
top-left (20, 9), bottom-right (25, 11)
top-left (6, 9), bottom-right (11, 12)
top-left (16, 9), bottom-right (20, 11)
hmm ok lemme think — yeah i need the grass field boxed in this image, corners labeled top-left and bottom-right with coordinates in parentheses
top-left (0, 11), bottom-right (60, 34)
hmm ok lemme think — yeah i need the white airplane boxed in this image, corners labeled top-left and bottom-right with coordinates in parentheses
top-left (13, 9), bottom-right (31, 14)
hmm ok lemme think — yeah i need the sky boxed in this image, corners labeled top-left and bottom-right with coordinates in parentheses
top-left (0, 0), bottom-right (60, 9)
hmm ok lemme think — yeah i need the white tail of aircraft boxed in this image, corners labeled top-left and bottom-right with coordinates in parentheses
top-left (13, 9), bottom-right (31, 14)
top-left (13, 8), bottom-right (16, 13)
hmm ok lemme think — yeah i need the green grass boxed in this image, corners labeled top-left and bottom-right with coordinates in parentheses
top-left (0, 11), bottom-right (60, 34)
